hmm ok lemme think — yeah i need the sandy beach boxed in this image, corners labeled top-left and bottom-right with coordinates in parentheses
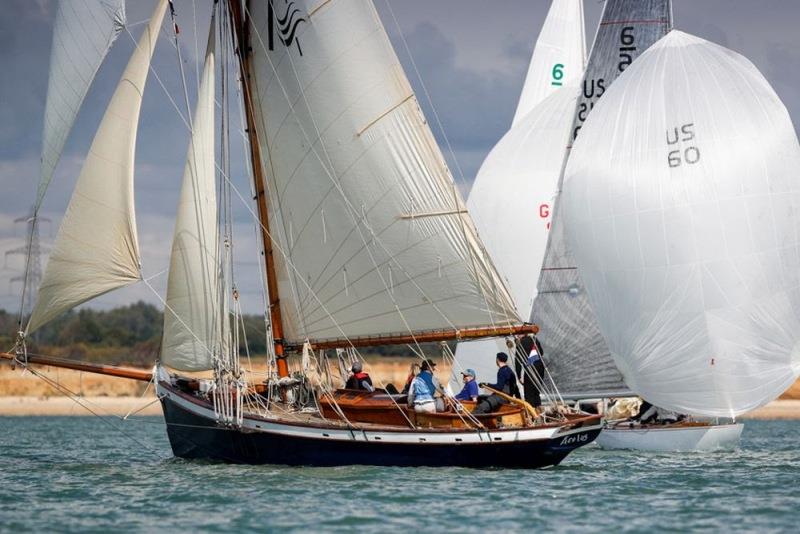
top-left (2, 361), bottom-right (799, 418)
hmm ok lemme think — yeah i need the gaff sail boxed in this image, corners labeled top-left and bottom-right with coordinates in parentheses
top-left (26, 0), bottom-right (168, 335)
top-left (563, 30), bottom-right (800, 417)
top-left (161, 17), bottom-right (219, 373)
top-left (245, 0), bottom-right (519, 345)
top-left (533, 0), bottom-right (672, 399)
top-left (37, 0), bottom-right (127, 209)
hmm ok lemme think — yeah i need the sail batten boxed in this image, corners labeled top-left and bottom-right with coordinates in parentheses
top-left (246, 0), bottom-right (519, 345)
top-left (26, 0), bottom-right (168, 335)
top-left (161, 15), bottom-right (218, 372)
top-left (37, 0), bottom-right (126, 209)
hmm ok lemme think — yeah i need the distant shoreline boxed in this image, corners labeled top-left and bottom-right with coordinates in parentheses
top-left (1, 395), bottom-right (799, 419)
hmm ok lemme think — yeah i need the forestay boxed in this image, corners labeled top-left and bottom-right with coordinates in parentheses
top-left (27, 0), bottom-right (168, 334)
top-left (246, 0), bottom-right (518, 344)
top-left (563, 30), bottom-right (800, 417)
top-left (161, 18), bottom-right (218, 372)
top-left (37, 0), bottom-right (126, 209)
top-left (533, 0), bottom-right (672, 399)
top-left (512, 0), bottom-right (586, 126)
top-left (453, 0), bottom-right (585, 384)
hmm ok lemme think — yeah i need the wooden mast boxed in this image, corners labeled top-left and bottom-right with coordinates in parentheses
top-left (227, 0), bottom-right (289, 378)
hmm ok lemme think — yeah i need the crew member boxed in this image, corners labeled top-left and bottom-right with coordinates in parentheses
top-left (455, 368), bottom-right (479, 402)
top-left (516, 335), bottom-right (545, 407)
top-left (407, 368), bottom-right (436, 413)
top-left (344, 361), bottom-right (374, 392)
top-left (474, 352), bottom-right (519, 414)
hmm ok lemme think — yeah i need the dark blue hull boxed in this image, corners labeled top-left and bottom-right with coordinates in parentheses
top-left (160, 395), bottom-right (601, 468)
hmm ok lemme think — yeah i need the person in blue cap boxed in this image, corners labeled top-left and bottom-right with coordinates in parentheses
top-left (454, 368), bottom-right (479, 402)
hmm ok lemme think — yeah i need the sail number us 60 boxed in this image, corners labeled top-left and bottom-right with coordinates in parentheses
top-left (666, 122), bottom-right (701, 168)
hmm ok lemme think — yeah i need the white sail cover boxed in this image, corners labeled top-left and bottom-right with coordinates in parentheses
top-left (37, 0), bottom-right (127, 208)
top-left (533, 0), bottom-right (672, 398)
top-left (454, 0), bottom-right (585, 383)
top-left (161, 20), bottom-right (218, 372)
top-left (247, 0), bottom-right (518, 344)
top-left (563, 30), bottom-right (800, 417)
top-left (27, 0), bottom-right (168, 334)
top-left (512, 0), bottom-right (585, 126)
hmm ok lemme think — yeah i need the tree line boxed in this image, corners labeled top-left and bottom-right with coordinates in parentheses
top-left (0, 302), bottom-right (432, 367)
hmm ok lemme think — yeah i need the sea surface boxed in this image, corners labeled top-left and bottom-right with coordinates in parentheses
top-left (0, 416), bottom-right (797, 532)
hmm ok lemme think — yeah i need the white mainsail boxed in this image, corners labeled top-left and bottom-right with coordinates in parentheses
top-left (37, 0), bottom-right (127, 208)
top-left (512, 0), bottom-right (586, 126)
top-left (563, 30), bottom-right (800, 417)
top-left (453, 0), bottom-right (585, 383)
top-left (161, 18), bottom-right (218, 372)
top-left (27, 0), bottom-right (168, 334)
top-left (246, 0), bottom-right (518, 344)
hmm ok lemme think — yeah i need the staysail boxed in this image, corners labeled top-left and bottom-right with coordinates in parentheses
top-left (37, 0), bottom-right (127, 209)
top-left (512, 0), bottom-right (586, 125)
top-left (161, 18), bottom-right (218, 372)
top-left (563, 30), bottom-right (800, 416)
top-left (245, 0), bottom-right (518, 345)
top-left (533, 0), bottom-right (672, 398)
top-left (27, 0), bottom-right (168, 334)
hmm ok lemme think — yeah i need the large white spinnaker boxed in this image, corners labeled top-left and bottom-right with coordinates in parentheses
top-left (512, 0), bottom-right (586, 125)
top-left (453, 0), bottom-right (585, 383)
top-left (563, 30), bottom-right (800, 417)
top-left (246, 0), bottom-right (519, 344)
top-left (161, 18), bottom-right (218, 372)
top-left (37, 0), bottom-right (126, 208)
top-left (26, 0), bottom-right (168, 334)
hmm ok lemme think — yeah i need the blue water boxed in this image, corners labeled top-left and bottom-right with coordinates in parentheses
top-left (0, 417), bottom-right (797, 532)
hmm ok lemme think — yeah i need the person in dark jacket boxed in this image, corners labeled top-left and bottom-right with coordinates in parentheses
top-left (515, 335), bottom-right (546, 407)
top-left (344, 361), bottom-right (374, 392)
top-left (473, 352), bottom-right (519, 414)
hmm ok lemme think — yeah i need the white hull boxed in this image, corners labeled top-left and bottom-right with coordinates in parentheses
top-left (596, 423), bottom-right (743, 452)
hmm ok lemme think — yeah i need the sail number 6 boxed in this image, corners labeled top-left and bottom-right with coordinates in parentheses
top-left (551, 63), bottom-right (564, 86)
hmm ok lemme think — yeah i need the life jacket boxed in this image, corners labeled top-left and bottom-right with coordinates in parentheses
top-left (353, 372), bottom-right (370, 381)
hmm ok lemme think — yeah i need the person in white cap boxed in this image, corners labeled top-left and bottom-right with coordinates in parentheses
top-left (454, 368), bottom-right (479, 402)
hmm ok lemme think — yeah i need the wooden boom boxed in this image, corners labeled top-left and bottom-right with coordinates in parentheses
top-left (286, 323), bottom-right (539, 352)
top-left (0, 352), bottom-right (152, 382)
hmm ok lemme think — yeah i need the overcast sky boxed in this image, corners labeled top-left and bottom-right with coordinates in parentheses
top-left (1, 0), bottom-right (798, 316)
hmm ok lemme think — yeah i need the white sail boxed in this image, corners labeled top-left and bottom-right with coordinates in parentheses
top-left (533, 0), bottom-right (673, 399)
top-left (455, 88), bottom-right (581, 383)
top-left (161, 19), bottom-right (218, 372)
top-left (563, 30), bottom-right (800, 417)
top-left (512, 0), bottom-right (586, 125)
top-left (27, 0), bottom-right (168, 335)
top-left (37, 0), bottom-right (127, 208)
top-left (455, 0), bottom-right (585, 383)
top-left (246, 0), bottom-right (518, 344)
